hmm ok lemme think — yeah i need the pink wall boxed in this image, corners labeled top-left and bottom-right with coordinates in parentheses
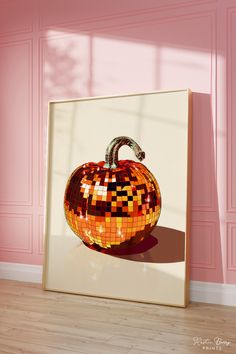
top-left (0, 0), bottom-right (235, 284)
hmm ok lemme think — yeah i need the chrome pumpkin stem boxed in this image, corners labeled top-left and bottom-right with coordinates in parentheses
top-left (104, 136), bottom-right (145, 169)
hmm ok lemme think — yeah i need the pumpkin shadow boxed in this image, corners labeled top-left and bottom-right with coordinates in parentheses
top-left (83, 225), bottom-right (185, 263)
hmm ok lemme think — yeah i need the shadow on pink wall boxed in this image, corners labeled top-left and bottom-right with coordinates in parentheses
top-left (191, 92), bottom-right (223, 283)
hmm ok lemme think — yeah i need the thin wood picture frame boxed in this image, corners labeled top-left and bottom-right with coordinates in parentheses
top-left (43, 88), bottom-right (192, 307)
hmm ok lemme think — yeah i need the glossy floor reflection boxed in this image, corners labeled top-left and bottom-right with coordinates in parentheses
top-left (84, 225), bottom-right (185, 263)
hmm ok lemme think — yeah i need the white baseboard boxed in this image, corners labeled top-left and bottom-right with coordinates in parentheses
top-left (190, 280), bottom-right (236, 307)
top-left (0, 262), bottom-right (236, 306)
top-left (0, 262), bottom-right (42, 283)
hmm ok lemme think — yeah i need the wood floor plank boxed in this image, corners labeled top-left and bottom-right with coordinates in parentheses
top-left (0, 280), bottom-right (235, 354)
top-left (0, 336), bottom-right (86, 354)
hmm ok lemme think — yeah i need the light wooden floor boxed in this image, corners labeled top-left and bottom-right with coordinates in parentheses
top-left (0, 280), bottom-right (235, 354)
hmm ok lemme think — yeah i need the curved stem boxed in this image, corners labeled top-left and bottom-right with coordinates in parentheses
top-left (104, 136), bottom-right (145, 169)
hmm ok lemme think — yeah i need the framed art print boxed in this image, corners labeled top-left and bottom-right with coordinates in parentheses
top-left (43, 89), bottom-right (192, 307)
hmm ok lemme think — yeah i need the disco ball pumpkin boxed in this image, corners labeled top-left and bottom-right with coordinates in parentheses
top-left (64, 136), bottom-right (161, 249)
